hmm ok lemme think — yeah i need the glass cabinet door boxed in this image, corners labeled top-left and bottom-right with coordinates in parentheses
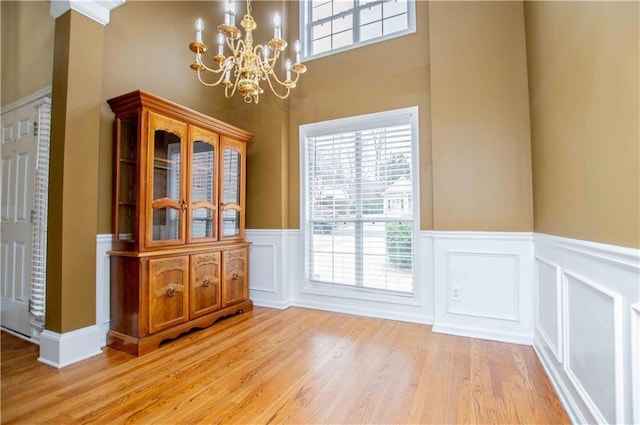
top-left (147, 112), bottom-right (187, 246)
top-left (114, 114), bottom-right (138, 246)
top-left (219, 137), bottom-right (245, 240)
top-left (188, 127), bottom-right (219, 242)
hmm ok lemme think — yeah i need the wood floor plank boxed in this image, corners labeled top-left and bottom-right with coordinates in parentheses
top-left (1, 307), bottom-right (570, 424)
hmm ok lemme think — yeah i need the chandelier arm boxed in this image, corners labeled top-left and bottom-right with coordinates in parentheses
top-left (224, 69), bottom-right (241, 99)
top-left (197, 67), bottom-right (228, 87)
top-left (197, 58), bottom-right (226, 74)
top-left (264, 73), bottom-right (292, 100)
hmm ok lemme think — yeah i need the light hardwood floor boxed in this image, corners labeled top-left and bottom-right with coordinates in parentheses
top-left (1, 307), bottom-right (569, 424)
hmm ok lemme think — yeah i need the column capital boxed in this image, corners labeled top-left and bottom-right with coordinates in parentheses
top-left (50, 0), bottom-right (125, 26)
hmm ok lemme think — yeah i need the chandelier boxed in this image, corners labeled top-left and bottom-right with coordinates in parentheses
top-left (188, 0), bottom-right (307, 104)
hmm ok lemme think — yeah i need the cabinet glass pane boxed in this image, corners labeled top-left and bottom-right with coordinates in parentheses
top-left (192, 208), bottom-right (214, 238)
top-left (119, 116), bottom-right (137, 162)
top-left (152, 130), bottom-right (181, 241)
top-left (222, 149), bottom-right (240, 204)
top-left (117, 116), bottom-right (137, 241)
top-left (118, 205), bottom-right (135, 240)
top-left (153, 130), bottom-right (181, 201)
top-left (153, 207), bottom-right (180, 240)
top-left (192, 141), bottom-right (215, 203)
top-left (222, 209), bottom-right (239, 237)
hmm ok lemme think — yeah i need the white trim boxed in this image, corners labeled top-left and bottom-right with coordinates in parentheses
top-left (434, 231), bottom-right (534, 242)
top-left (533, 336), bottom-right (588, 425)
top-left (300, 0), bottom-right (417, 62)
top-left (50, 0), bottom-right (125, 26)
top-left (534, 256), bottom-right (563, 363)
top-left (535, 233), bottom-right (640, 271)
top-left (432, 231), bottom-right (534, 344)
top-left (631, 303), bottom-right (640, 425)
top-left (38, 325), bottom-right (102, 368)
top-left (562, 270), bottom-right (624, 424)
top-left (0, 87), bottom-right (52, 115)
top-left (533, 232), bottom-right (639, 425)
top-left (299, 106), bottom-right (420, 303)
top-left (96, 234), bottom-right (112, 347)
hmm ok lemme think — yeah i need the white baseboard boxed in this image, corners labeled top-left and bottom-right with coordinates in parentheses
top-left (534, 233), bottom-right (639, 425)
top-left (38, 325), bottom-right (103, 368)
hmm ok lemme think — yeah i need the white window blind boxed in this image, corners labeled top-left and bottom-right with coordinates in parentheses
top-left (301, 108), bottom-right (418, 295)
top-left (301, 0), bottom-right (416, 59)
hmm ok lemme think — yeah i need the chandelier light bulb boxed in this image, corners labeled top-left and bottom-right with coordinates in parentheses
top-left (217, 33), bottom-right (225, 55)
top-left (273, 12), bottom-right (282, 39)
top-left (293, 40), bottom-right (301, 63)
top-left (224, 0), bottom-right (236, 26)
top-left (263, 45), bottom-right (270, 61)
top-left (195, 18), bottom-right (204, 43)
top-left (195, 18), bottom-right (205, 32)
top-left (285, 58), bottom-right (292, 81)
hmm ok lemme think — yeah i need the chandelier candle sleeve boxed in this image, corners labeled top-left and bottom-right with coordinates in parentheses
top-left (188, 0), bottom-right (306, 104)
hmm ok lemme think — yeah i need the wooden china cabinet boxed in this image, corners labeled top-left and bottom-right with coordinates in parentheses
top-left (107, 90), bottom-right (253, 356)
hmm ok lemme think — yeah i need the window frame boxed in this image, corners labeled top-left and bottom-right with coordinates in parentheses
top-left (299, 106), bottom-right (421, 305)
top-left (299, 0), bottom-right (417, 61)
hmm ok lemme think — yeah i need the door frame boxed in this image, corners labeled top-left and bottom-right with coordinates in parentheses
top-left (1, 86), bottom-right (52, 343)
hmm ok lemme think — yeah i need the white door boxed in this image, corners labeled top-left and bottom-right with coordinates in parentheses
top-left (1, 102), bottom-right (37, 337)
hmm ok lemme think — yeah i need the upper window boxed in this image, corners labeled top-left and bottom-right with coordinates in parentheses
top-left (301, 0), bottom-right (416, 59)
top-left (300, 107), bottom-right (419, 298)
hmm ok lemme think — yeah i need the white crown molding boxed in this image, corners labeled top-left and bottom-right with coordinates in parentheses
top-left (50, 0), bottom-right (125, 26)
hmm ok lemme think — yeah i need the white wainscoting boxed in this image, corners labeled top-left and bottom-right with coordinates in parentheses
top-left (96, 234), bottom-right (112, 347)
top-left (245, 230), bottom-right (296, 309)
top-left (632, 303), bottom-right (640, 425)
top-left (432, 232), bottom-right (534, 344)
top-left (246, 229), bottom-right (435, 324)
top-left (533, 233), bottom-right (639, 425)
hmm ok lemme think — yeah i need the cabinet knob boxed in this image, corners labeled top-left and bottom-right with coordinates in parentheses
top-left (232, 271), bottom-right (239, 280)
top-left (181, 200), bottom-right (188, 210)
top-left (166, 285), bottom-right (177, 297)
top-left (202, 278), bottom-right (210, 287)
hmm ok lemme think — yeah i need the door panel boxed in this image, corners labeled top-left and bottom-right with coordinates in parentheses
top-left (148, 256), bottom-right (189, 334)
top-left (221, 247), bottom-right (248, 308)
top-left (190, 251), bottom-right (221, 318)
top-left (1, 103), bottom-right (37, 336)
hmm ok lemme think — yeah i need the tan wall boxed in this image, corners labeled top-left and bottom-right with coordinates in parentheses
top-left (287, 0), bottom-right (433, 230)
top-left (98, 1), bottom-right (234, 233)
top-left (429, 1), bottom-right (533, 231)
top-left (0, 1), bottom-right (54, 107)
top-left (525, 2), bottom-right (640, 248)
top-left (47, 11), bottom-right (105, 333)
top-left (224, 1), bottom-right (290, 230)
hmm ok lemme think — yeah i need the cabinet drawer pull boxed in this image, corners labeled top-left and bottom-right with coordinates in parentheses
top-left (166, 285), bottom-right (177, 297)
top-left (232, 271), bottom-right (239, 280)
top-left (202, 278), bottom-right (210, 287)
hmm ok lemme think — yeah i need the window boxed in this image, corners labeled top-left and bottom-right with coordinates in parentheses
top-left (300, 107), bottom-right (419, 297)
top-left (301, 0), bottom-right (416, 59)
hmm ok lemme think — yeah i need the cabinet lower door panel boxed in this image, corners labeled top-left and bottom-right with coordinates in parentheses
top-left (222, 247), bottom-right (248, 308)
top-left (190, 251), bottom-right (221, 318)
top-left (149, 256), bottom-right (189, 334)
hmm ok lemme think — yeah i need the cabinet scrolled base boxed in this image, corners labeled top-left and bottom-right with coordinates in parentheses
top-left (107, 299), bottom-right (253, 356)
